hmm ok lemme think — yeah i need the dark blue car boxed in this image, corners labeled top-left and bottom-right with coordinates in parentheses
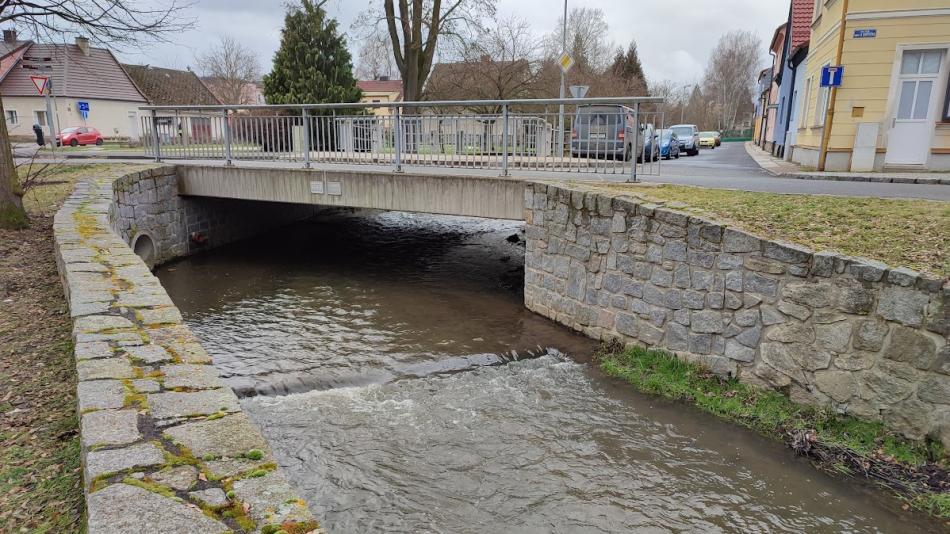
top-left (659, 130), bottom-right (681, 160)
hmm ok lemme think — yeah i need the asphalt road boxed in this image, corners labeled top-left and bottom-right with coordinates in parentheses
top-left (645, 142), bottom-right (950, 200)
top-left (14, 141), bottom-right (950, 201)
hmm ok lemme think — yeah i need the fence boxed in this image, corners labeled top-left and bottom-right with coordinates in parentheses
top-left (140, 97), bottom-right (665, 181)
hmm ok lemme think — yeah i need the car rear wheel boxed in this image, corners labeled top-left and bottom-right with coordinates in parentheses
top-left (95, 138), bottom-right (103, 146)
top-left (69, 139), bottom-right (78, 147)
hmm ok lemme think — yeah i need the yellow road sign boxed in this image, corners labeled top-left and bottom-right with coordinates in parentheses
top-left (558, 53), bottom-right (574, 73)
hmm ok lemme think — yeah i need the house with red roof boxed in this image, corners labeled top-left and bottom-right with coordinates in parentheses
top-left (771, 0), bottom-right (814, 160)
top-left (0, 31), bottom-right (148, 140)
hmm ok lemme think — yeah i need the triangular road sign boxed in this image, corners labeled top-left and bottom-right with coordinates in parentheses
top-left (30, 75), bottom-right (48, 95)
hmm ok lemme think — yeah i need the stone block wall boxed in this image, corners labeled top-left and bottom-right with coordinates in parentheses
top-left (109, 166), bottom-right (319, 266)
top-left (523, 182), bottom-right (949, 447)
top-left (54, 172), bottom-right (320, 533)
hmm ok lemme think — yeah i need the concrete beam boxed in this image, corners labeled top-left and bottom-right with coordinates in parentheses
top-left (176, 165), bottom-right (527, 220)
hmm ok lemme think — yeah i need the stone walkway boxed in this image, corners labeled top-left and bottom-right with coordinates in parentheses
top-left (53, 170), bottom-right (321, 533)
top-left (744, 142), bottom-right (950, 185)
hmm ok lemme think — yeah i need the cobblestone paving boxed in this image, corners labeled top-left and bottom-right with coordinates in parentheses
top-left (53, 171), bottom-right (322, 533)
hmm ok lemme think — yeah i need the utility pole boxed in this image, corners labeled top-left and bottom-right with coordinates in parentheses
top-left (557, 0), bottom-right (567, 157)
top-left (818, 0), bottom-right (849, 171)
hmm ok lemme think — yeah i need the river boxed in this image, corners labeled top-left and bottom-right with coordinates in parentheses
top-left (157, 209), bottom-right (935, 533)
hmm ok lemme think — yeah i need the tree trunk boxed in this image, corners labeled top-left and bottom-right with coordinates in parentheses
top-left (0, 94), bottom-right (27, 229)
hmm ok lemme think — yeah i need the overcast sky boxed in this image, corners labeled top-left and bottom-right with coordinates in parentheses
top-left (115, 0), bottom-right (788, 86)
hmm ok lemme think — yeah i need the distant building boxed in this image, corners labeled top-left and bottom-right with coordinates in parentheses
top-left (357, 77), bottom-right (403, 116)
top-left (0, 32), bottom-right (147, 139)
top-left (772, 0), bottom-right (814, 161)
top-left (761, 23), bottom-right (788, 154)
top-left (752, 68), bottom-right (773, 145)
top-left (122, 64), bottom-right (221, 144)
top-left (122, 64), bottom-right (220, 106)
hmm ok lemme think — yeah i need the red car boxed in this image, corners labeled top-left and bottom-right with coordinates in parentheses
top-left (56, 126), bottom-right (103, 147)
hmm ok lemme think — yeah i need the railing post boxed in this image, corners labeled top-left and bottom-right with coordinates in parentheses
top-left (302, 108), bottom-right (311, 168)
top-left (222, 109), bottom-right (233, 166)
top-left (394, 106), bottom-right (403, 173)
top-left (629, 103), bottom-right (639, 183)
top-left (150, 109), bottom-right (161, 162)
top-left (501, 104), bottom-right (509, 176)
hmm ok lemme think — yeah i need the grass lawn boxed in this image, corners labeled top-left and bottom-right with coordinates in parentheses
top-left (0, 163), bottom-right (154, 532)
top-left (578, 183), bottom-right (950, 278)
top-left (600, 345), bottom-right (949, 522)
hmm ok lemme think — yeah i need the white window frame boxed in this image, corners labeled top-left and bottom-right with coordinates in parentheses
top-left (5, 109), bottom-right (18, 125)
top-left (33, 109), bottom-right (47, 126)
top-left (885, 43), bottom-right (950, 127)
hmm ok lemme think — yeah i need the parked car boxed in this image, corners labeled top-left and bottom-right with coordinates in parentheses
top-left (56, 126), bottom-right (103, 147)
top-left (659, 130), bottom-right (680, 160)
top-left (713, 131), bottom-right (722, 146)
top-left (571, 105), bottom-right (658, 162)
top-left (670, 124), bottom-right (699, 156)
top-left (699, 131), bottom-right (718, 149)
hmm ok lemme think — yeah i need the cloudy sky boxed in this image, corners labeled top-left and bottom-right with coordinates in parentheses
top-left (115, 0), bottom-right (789, 86)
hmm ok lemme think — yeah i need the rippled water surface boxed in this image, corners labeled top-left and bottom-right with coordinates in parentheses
top-left (158, 210), bottom-right (934, 533)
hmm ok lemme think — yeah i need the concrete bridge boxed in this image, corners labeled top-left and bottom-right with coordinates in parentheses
top-left (177, 163), bottom-right (526, 220)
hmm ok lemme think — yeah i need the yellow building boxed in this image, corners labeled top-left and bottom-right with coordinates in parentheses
top-left (356, 78), bottom-right (403, 117)
top-left (792, 1), bottom-right (950, 171)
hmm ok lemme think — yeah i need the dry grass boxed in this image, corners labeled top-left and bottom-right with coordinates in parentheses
top-left (580, 183), bottom-right (950, 278)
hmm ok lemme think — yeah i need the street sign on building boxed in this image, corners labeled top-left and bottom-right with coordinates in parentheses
top-left (558, 53), bottom-right (574, 74)
top-left (30, 75), bottom-right (49, 94)
top-left (853, 28), bottom-right (876, 38)
top-left (820, 65), bottom-right (844, 87)
top-left (77, 101), bottom-right (90, 120)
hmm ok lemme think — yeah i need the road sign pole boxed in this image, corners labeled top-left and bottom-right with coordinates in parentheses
top-left (44, 86), bottom-right (55, 156)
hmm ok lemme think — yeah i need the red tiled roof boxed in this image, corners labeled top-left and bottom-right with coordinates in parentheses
top-left (790, 0), bottom-right (814, 49)
top-left (0, 43), bottom-right (30, 83)
top-left (0, 43), bottom-right (146, 102)
top-left (770, 23), bottom-right (788, 53)
top-left (357, 79), bottom-right (403, 98)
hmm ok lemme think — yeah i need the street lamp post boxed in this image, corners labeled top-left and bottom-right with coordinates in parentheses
top-left (557, 0), bottom-right (567, 157)
top-left (680, 83), bottom-right (692, 124)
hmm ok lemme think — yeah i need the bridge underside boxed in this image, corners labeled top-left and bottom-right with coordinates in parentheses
top-left (176, 164), bottom-right (527, 220)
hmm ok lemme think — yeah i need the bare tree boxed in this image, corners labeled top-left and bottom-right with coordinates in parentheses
top-left (702, 30), bottom-right (762, 130)
top-left (356, 0), bottom-right (497, 107)
top-left (543, 7), bottom-right (614, 73)
top-left (426, 16), bottom-right (541, 113)
top-left (197, 35), bottom-right (261, 105)
top-left (0, 1), bottom-right (194, 229)
top-left (355, 29), bottom-right (398, 81)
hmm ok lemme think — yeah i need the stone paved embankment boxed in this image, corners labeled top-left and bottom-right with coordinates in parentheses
top-left (53, 170), bottom-right (321, 533)
top-left (525, 182), bottom-right (950, 447)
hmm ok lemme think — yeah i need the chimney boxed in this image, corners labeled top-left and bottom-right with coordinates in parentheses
top-left (3, 29), bottom-right (16, 43)
top-left (377, 75), bottom-right (389, 81)
top-left (75, 36), bottom-right (90, 56)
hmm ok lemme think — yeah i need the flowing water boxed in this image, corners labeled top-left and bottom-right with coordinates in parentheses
top-left (158, 210), bottom-right (937, 533)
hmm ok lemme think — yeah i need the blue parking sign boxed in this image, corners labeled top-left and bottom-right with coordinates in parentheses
top-left (820, 65), bottom-right (843, 87)
top-left (77, 101), bottom-right (89, 120)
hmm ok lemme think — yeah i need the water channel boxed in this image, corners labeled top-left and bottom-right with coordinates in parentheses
top-left (157, 210), bottom-right (936, 533)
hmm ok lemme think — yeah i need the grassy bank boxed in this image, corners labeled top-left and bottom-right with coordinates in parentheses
top-left (579, 183), bottom-right (950, 278)
top-left (600, 344), bottom-right (949, 522)
top-left (0, 163), bottom-right (152, 532)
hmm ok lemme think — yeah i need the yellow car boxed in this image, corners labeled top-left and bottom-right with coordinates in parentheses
top-left (699, 131), bottom-right (717, 149)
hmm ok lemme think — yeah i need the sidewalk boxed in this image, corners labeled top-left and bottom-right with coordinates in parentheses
top-left (744, 141), bottom-right (950, 185)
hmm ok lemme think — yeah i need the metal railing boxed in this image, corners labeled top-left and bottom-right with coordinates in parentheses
top-left (139, 97), bottom-right (665, 181)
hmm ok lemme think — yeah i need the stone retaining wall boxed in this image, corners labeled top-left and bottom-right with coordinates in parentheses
top-left (109, 166), bottom-right (320, 267)
top-left (523, 182), bottom-right (950, 447)
top-left (54, 169), bottom-right (321, 533)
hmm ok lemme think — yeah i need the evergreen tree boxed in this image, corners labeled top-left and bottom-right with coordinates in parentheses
top-left (263, 0), bottom-right (361, 105)
top-left (611, 41), bottom-right (646, 85)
